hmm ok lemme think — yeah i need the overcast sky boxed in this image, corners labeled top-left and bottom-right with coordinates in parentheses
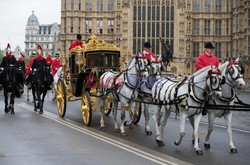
top-left (0, 0), bottom-right (61, 51)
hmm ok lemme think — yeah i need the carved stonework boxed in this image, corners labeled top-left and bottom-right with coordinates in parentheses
top-left (177, 0), bottom-right (186, 9)
top-left (122, 0), bottom-right (130, 7)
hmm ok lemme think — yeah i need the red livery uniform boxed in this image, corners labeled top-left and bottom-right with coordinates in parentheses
top-left (68, 41), bottom-right (84, 50)
top-left (51, 58), bottom-right (61, 77)
top-left (46, 55), bottom-right (53, 65)
top-left (195, 52), bottom-right (220, 71)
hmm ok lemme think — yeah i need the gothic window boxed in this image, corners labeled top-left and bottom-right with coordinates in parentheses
top-left (138, 22), bottom-right (141, 37)
top-left (215, 0), bottom-right (222, 13)
top-left (193, 19), bottom-right (200, 35)
top-left (133, 6), bottom-right (137, 20)
top-left (236, 40), bottom-right (239, 55)
top-left (78, 17), bottom-right (81, 33)
top-left (138, 6), bottom-right (141, 21)
top-left (64, 0), bottom-right (67, 10)
top-left (162, 6), bottom-right (165, 21)
top-left (215, 43), bottom-right (221, 58)
top-left (142, 6), bottom-right (146, 21)
top-left (147, 6), bottom-right (151, 21)
top-left (156, 22), bottom-right (160, 37)
top-left (193, 42), bottom-right (199, 57)
top-left (248, 9), bottom-right (250, 27)
top-left (157, 6), bottom-right (160, 21)
top-left (248, 37), bottom-right (250, 55)
top-left (166, 6), bottom-right (169, 20)
top-left (226, 19), bottom-right (229, 35)
top-left (70, 17), bottom-right (74, 33)
top-left (79, 0), bottom-right (81, 10)
top-left (236, 15), bottom-right (239, 32)
top-left (71, 0), bottom-right (74, 10)
top-left (133, 22), bottom-right (136, 37)
top-left (97, 0), bottom-right (103, 11)
top-left (152, 6), bottom-right (155, 20)
top-left (226, 0), bottom-right (230, 12)
top-left (204, 0), bottom-right (210, 12)
top-left (193, 0), bottom-right (200, 12)
top-left (204, 20), bottom-right (210, 35)
top-left (215, 20), bottom-right (221, 35)
top-left (108, 19), bottom-right (114, 34)
top-left (152, 22), bottom-right (155, 37)
top-left (86, 0), bottom-right (92, 11)
top-left (226, 42), bottom-right (229, 57)
top-left (97, 19), bottom-right (103, 34)
top-left (86, 19), bottom-right (92, 34)
top-left (171, 6), bottom-right (174, 21)
top-left (162, 22), bottom-right (165, 37)
top-left (147, 22), bottom-right (151, 37)
top-left (142, 22), bottom-right (145, 37)
top-left (108, 0), bottom-right (114, 11)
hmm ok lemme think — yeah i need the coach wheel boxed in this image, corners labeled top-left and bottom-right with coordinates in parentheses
top-left (131, 102), bottom-right (142, 124)
top-left (81, 92), bottom-right (92, 126)
top-left (56, 79), bottom-right (67, 117)
top-left (104, 96), bottom-right (113, 116)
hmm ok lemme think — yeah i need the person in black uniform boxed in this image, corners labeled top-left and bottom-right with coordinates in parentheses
top-left (31, 45), bottom-right (53, 89)
top-left (0, 43), bottom-right (23, 96)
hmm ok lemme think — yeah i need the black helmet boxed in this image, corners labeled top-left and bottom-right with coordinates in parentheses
top-left (144, 42), bottom-right (152, 48)
top-left (204, 42), bottom-right (215, 49)
top-left (77, 34), bottom-right (82, 40)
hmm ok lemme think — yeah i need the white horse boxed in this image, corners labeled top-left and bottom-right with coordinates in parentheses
top-left (202, 58), bottom-right (245, 153)
top-left (99, 54), bottom-right (148, 135)
top-left (52, 67), bottom-right (63, 101)
top-left (139, 59), bottom-right (162, 135)
top-left (151, 65), bottom-right (223, 155)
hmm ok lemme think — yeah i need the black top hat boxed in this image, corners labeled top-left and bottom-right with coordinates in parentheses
top-left (144, 42), bottom-right (152, 48)
top-left (205, 42), bottom-right (215, 49)
top-left (77, 34), bottom-right (82, 40)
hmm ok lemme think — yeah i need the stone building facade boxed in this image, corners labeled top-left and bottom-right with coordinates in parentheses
top-left (60, 0), bottom-right (133, 59)
top-left (174, 0), bottom-right (250, 82)
top-left (61, 0), bottom-right (250, 82)
top-left (25, 11), bottom-right (60, 57)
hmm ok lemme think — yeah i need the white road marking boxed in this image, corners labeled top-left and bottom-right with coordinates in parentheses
top-left (18, 103), bottom-right (189, 165)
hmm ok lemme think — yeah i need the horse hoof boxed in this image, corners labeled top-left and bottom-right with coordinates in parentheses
top-left (204, 143), bottom-right (211, 149)
top-left (174, 140), bottom-right (180, 146)
top-left (34, 109), bottom-right (37, 112)
top-left (156, 139), bottom-right (165, 146)
top-left (100, 127), bottom-right (105, 131)
top-left (4, 108), bottom-right (9, 113)
top-left (230, 148), bottom-right (238, 153)
top-left (11, 111), bottom-right (15, 114)
top-left (146, 131), bottom-right (153, 136)
top-left (39, 111), bottom-right (43, 114)
top-left (196, 150), bottom-right (203, 155)
top-left (121, 132), bottom-right (127, 136)
top-left (114, 128), bottom-right (120, 133)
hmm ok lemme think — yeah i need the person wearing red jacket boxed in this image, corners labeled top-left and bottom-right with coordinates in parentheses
top-left (68, 34), bottom-right (84, 50)
top-left (51, 53), bottom-right (61, 77)
top-left (141, 42), bottom-right (157, 64)
top-left (45, 54), bottom-right (53, 65)
top-left (25, 53), bottom-right (36, 78)
top-left (195, 42), bottom-right (220, 71)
